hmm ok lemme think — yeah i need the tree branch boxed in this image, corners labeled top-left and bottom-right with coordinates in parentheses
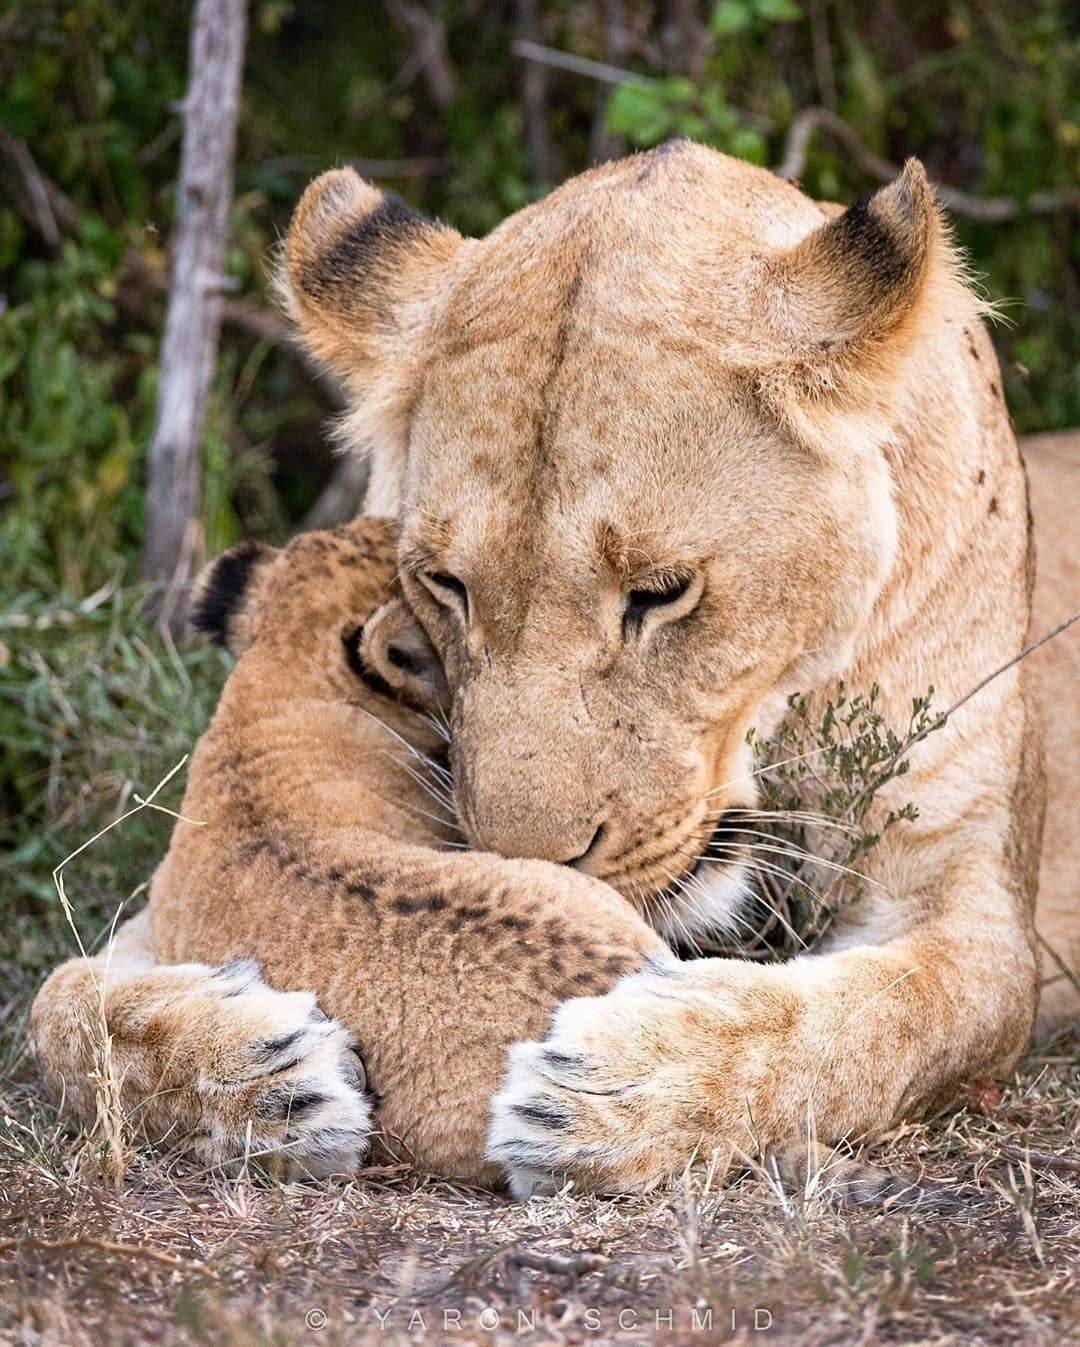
top-left (301, 455), bottom-right (369, 532)
top-left (515, 0), bottom-right (552, 189)
top-left (511, 37), bottom-right (655, 89)
top-left (511, 41), bottom-right (773, 132)
top-left (0, 124), bottom-right (79, 250)
top-left (381, 0), bottom-right (457, 109)
top-left (1, 124), bottom-right (336, 396)
top-left (140, 0), bottom-right (248, 623)
top-left (778, 107), bottom-right (1079, 221)
top-left (591, 0), bottom-right (630, 163)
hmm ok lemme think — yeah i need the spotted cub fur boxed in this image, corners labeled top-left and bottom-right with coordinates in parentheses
top-left (30, 519), bottom-right (663, 1182)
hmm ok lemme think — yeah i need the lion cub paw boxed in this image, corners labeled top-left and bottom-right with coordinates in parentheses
top-left (149, 959), bottom-right (372, 1178)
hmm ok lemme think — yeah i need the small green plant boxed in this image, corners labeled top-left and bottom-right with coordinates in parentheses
top-left (721, 683), bottom-right (940, 957)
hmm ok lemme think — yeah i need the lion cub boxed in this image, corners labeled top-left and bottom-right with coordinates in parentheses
top-left (31, 518), bottom-right (664, 1182)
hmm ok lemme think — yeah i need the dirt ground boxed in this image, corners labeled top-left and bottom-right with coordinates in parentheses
top-left (0, 1025), bottom-right (1076, 1347)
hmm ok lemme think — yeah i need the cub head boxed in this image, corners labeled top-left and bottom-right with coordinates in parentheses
top-left (280, 144), bottom-right (981, 943)
top-left (189, 519), bottom-right (446, 714)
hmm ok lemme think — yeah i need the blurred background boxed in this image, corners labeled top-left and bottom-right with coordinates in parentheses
top-left (0, 0), bottom-right (1076, 1028)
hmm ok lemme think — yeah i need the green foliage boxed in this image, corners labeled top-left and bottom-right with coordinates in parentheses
top-left (0, 243), bottom-right (152, 593)
top-left (711, 0), bottom-right (803, 38)
top-left (605, 2), bottom-right (1077, 431)
top-left (0, 585), bottom-right (228, 1011)
top-left (734, 684), bottom-right (938, 956)
top-left (608, 80), bottom-right (768, 161)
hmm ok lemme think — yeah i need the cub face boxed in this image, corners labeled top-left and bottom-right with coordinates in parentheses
top-left (189, 520), bottom-right (447, 716)
top-left (280, 144), bottom-right (979, 944)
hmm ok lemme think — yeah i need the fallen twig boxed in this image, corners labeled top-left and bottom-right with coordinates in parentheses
top-left (504, 1248), bottom-right (609, 1276)
top-left (0, 1233), bottom-right (192, 1270)
top-left (997, 1145), bottom-right (1080, 1176)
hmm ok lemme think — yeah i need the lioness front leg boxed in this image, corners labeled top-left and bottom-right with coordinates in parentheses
top-left (30, 910), bottom-right (372, 1176)
top-left (489, 875), bottom-right (1037, 1195)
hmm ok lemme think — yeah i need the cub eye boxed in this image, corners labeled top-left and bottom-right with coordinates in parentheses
top-left (623, 573), bottom-right (695, 636)
top-left (422, 570), bottom-right (469, 618)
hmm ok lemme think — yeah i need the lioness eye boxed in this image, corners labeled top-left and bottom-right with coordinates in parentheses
top-left (623, 574), bottom-right (695, 636)
top-left (423, 570), bottom-right (469, 618)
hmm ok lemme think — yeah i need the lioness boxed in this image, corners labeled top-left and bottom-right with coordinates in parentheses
top-left (33, 143), bottom-right (1076, 1195)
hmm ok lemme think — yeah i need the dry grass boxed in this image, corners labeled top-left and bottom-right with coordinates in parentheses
top-left (1, 1025), bottom-right (1076, 1346)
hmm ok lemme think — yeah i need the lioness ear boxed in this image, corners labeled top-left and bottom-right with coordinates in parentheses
top-left (357, 598), bottom-right (449, 713)
top-left (281, 169), bottom-right (462, 390)
top-left (770, 159), bottom-right (939, 352)
top-left (189, 542), bottom-right (278, 656)
top-left (754, 158), bottom-right (969, 441)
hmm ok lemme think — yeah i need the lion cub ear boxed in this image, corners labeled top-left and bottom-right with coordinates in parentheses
top-left (357, 598), bottom-right (449, 714)
top-left (280, 169), bottom-right (463, 392)
top-left (189, 542), bottom-right (279, 656)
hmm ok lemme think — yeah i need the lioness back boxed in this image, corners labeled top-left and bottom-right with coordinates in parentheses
top-left (1025, 431), bottom-right (1080, 1033)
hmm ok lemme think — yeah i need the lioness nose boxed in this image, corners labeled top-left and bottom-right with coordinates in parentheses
top-left (467, 809), bottom-right (606, 867)
top-left (568, 823), bottom-right (605, 869)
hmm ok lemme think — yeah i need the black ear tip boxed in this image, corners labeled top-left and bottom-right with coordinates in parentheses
top-left (189, 541), bottom-right (273, 647)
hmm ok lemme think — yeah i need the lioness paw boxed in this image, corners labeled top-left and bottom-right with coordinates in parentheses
top-left (487, 961), bottom-right (715, 1197)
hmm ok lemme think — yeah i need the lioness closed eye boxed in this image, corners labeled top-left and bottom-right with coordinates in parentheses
top-left (33, 141), bottom-right (1076, 1197)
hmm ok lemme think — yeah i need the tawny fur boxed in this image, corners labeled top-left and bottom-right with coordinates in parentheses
top-left (33, 143), bottom-right (1076, 1195)
top-left (31, 521), bottom-right (663, 1182)
top-left (1023, 431), bottom-right (1080, 1036)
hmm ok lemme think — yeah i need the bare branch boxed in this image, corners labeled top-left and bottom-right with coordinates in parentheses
top-left (807, 0), bottom-right (837, 111)
top-left (141, 0), bottom-right (248, 626)
top-left (381, 0), bottom-right (457, 110)
top-left (301, 455), bottom-right (369, 532)
top-left (515, 0), bottom-right (552, 189)
top-left (592, 0), bottom-right (630, 164)
top-left (778, 106), bottom-right (1080, 220)
top-left (511, 38), bottom-right (656, 90)
top-left (0, 124), bottom-right (79, 250)
top-left (778, 106), bottom-right (906, 184)
top-left (660, 0), bottom-right (710, 80)
top-left (1, 116), bottom-right (337, 399)
top-left (512, 40), bottom-right (773, 133)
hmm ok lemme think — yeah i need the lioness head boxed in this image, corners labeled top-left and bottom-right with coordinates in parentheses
top-left (280, 143), bottom-right (978, 942)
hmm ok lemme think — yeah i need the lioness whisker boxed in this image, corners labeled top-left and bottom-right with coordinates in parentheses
top-left (703, 745), bottom-right (835, 801)
top-left (653, 868), bottom-right (706, 954)
top-left (694, 849), bottom-right (818, 948)
top-left (680, 870), bottom-right (763, 944)
top-left (709, 806), bottom-right (861, 837)
top-left (711, 833), bottom-right (889, 896)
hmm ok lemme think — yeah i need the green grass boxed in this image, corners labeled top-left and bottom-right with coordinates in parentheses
top-left (0, 582), bottom-right (227, 1061)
